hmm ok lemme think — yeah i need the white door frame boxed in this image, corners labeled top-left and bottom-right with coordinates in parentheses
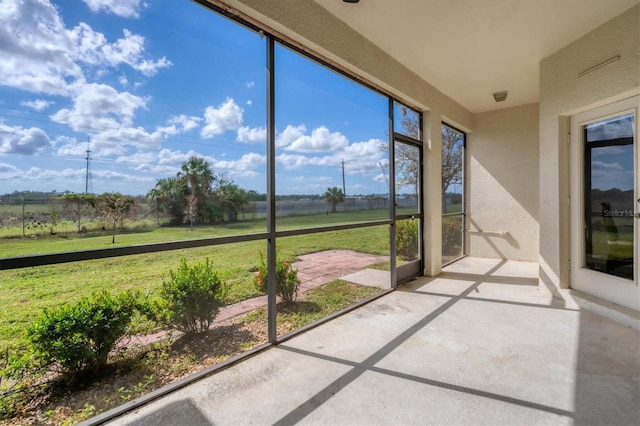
top-left (570, 96), bottom-right (639, 311)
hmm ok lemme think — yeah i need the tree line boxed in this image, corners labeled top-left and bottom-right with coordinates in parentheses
top-left (147, 157), bottom-right (249, 228)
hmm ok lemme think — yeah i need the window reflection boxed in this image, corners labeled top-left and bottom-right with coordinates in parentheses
top-left (584, 114), bottom-right (634, 279)
top-left (393, 101), bottom-right (420, 139)
top-left (441, 124), bottom-right (465, 264)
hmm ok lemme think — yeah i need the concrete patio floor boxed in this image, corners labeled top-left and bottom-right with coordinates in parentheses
top-left (103, 257), bottom-right (640, 425)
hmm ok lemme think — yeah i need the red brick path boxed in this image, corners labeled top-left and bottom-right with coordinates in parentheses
top-left (125, 250), bottom-right (388, 346)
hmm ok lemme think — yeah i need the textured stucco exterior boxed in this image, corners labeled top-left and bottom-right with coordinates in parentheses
top-left (539, 4), bottom-right (640, 292)
top-left (468, 104), bottom-right (540, 261)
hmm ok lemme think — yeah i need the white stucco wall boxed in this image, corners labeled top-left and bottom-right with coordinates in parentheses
top-left (539, 5), bottom-right (640, 291)
top-left (467, 104), bottom-right (540, 261)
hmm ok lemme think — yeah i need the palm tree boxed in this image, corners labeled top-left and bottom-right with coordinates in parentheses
top-left (177, 157), bottom-right (214, 226)
top-left (178, 157), bottom-right (214, 197)
top-left (323, 186), bottom-right (345, 213)
top-left (217, 183), bottom-right (248, 222)
top-left (147, 177), bottom-right (187, 224)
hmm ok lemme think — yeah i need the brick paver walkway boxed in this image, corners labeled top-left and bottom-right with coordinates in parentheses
top-left (128, 250), bottom-right (388, 346)
top-left (217, 249), bottom-right (388, 321)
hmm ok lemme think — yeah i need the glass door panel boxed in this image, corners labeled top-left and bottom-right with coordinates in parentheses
top-left (394, 140), bottom-right (421, 282)
top-left (570, 96), bottom-right (639, 312)
top-left (584, 113), bottom-right (635, 279)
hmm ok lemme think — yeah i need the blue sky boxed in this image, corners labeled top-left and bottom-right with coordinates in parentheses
top-left (588, 113), bottom-right (635, 192)
top-left (0, 0), bottom-right (390, 196)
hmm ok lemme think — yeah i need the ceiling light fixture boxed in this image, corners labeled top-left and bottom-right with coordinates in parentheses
top-left (493, 91), bottom-right (508, 102)
top-left (343, 0), bottom-right (360, 3)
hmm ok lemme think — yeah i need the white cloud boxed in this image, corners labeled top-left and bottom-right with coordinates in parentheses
top-left (285, 126), bottom-right (348, 153)
top-left (0, 123), bottom-right (51, 155)
top-left (592, 161), bottom-right (623, 171)
top-left (344, 138), bottom-right (384, 156)
top-left (213, 152), bottom-right (265, 178)
top-left (237, 126), bottom-right (266, 144)
top-left (588, 116), bottom-right (634, 141)
top-left (154, 115), bottom-right (202, 138)
top-left (0, 162), bottom-right (20, 179)
top-left (276, 125), bottom-right (306, 148)
top-left (55, 136), bottom-right (90, 157)
top-left (246, 100), bottom-right (252, 106)
top-left (116, 151), bottom-right (156, 164)
top-left (82, 0), bottom-right (148, 18)
top-left (201, 98), bottom-right (244, 138)
top-left (134, 163), bottom-right (179, 174)
top-left (157, 148), bottom-right (202, 165)
top-left (21, 166), bottom-right (153, 182)
top-left (245, 81), bottom-right (255, 88)
top-left (55, 123), bottom-right (169, 158)
top-left (70, 24), bottom-right (171, 76)
top-left (154, 148), bottom-right (264, 179)
top-left (373, 173), bottom-right (388, 183)
top-left (276, 153), bottom-right (338, 170)
top-left (168, 114), bottom-right (201, 132)
top-left (90, 126), bottom-right (164, 155)
top-left (0, 0), bottom-right (169, 99)
top-left (24, 166), bottom-right (85, 180)
top-left (91, 169), bottom-right (155, 182)
top-left (50, 83), bottom-right (148, 133)
top-left (276, 135), bottom-right (385, 177)
top-left (21, 99), bottom-right (54, 111)
top-left (0, 0), bottom-right (84, 96)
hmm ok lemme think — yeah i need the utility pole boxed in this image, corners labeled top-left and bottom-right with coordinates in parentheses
top-left (341, 159), bottom-right (346, 196)
top-left (85, 139), bottom-right (93, 195)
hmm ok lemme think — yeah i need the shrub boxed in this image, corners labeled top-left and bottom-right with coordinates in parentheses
top-left (0, 348), bottom-right (34, 419)
top-left (254, 253), bottom-right (301, 304)
top-left (442, 215), bottom-right (463, 255)
top-left (396, 219), bottom-right (419, 260)
top-left (26, 291), bottom-right (140, 378)
top-left (155, 258), bottom-right (227, 335)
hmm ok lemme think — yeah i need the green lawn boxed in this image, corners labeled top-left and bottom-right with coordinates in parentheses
top-left (1, 209), bottom-right (390, 258)
top-left (0, 215), bottom-right (389, 348)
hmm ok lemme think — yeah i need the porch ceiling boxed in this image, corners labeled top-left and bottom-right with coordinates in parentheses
top-left (314, 0), bottom-right (639, 113)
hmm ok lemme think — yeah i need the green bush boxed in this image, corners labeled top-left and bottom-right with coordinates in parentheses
top-left (442, 215), bottom-right (463, 256)
top-left (26, 291), bottom-right (140, 378)
top-left (155, 258), bottom-right (227, 335)
top-left (396, 220), bottom-right (419, 261)
top-left (0, 348), bottom-right (34, 420)
top-left (254, 253), bottom-right (301, 304)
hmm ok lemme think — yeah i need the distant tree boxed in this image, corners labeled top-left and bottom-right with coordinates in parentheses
top-left (440, 126), bottom-right (463, 212)
top-left (178, 157), bottom-right (214, 227)
top-left (61, 193), bottom-right (97, 233)
top-left (323, 187), bottom-right (345, 213)
top-left (216, 183), bottom-right (248, 222)
top-left (148, 157), bottom-right (248, 225)
top-left (245, 190), bottom-right (266, 202)
top-left (147, 177), bottom-right (187, 225)
top-left (97, 192), bottom-right (134, 243)
top-left (379, 108), bottom-right (463, 212)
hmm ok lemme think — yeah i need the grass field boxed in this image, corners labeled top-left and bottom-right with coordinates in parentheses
top-left (0, 214), bottom-right (390, 348)
top-left (1, 209), bottom-right (393, 258)
top-left (0, 206), bottom-right (465, 349)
